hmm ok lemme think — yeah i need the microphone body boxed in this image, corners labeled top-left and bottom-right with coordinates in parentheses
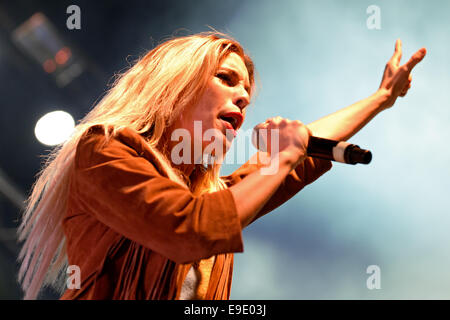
top-left (251, 125), bottom-right (372, 165)
top-left (307, 136), bottom-right (372, 165)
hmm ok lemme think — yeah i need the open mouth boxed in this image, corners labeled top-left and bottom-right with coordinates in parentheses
top-left (218, 112), bottom-right (243, 132)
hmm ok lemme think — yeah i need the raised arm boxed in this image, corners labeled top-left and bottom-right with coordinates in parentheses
top-left (225, 41), bottom-right (426, 226)
top-left (307, 40), bottom-right (427, 141)
top-left (226, 117), bottom-right (332, 227)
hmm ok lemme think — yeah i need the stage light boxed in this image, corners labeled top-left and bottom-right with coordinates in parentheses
top-left (12, 13), bottom-right (84, 87)
top-left (55, 47), bottom-right (71, 65)
top-left (43, 59), bottom-right (56, 73)
top-left (34, 110), bottom-right (75, 146)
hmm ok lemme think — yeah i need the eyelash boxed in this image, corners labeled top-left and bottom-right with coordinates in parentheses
top-left (216, 73), bottom-right (234, 85)
top-left (216, 72), bottom-right (250, 96)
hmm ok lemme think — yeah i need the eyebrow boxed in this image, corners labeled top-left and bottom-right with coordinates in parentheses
top-left (220, 67), bottom-right (251, 95)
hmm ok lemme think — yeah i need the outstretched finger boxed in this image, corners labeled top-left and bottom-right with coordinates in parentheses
top-left (390, 39), bottom-right (402, 66)
top-left (404, 47), bottom-right (427, 72)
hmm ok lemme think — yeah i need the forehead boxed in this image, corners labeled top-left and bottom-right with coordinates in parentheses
top-left (219, 52), bottom-right (250, 85)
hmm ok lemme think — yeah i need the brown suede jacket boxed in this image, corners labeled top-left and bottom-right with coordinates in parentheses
top-left (60, 125), bottom-right (332, 299)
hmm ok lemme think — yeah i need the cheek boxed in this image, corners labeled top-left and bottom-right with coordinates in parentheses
top-left (179, 81), bottom-right (226, 132)
top-left (201, 81), bottom-right (226, 107)
top-left (175, 106), bottom-right (214, 140)
top-left (192, 96), bottom-right (221, 122)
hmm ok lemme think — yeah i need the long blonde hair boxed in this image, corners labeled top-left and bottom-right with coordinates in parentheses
top-left (17, 31), bottom-right (255, 299)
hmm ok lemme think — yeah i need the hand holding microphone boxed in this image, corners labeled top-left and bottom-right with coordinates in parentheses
top-left (253, 117), bottom-right (372, 165)
top-left (252, 116), bottom-right (311, 168)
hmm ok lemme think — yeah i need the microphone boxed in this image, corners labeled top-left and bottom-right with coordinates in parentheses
top-left (252, 125), bottom-right (372, 165)
top-left (307, 136), bottom-right (372, 165)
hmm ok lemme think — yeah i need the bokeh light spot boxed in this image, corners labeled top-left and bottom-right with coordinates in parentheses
top-left (34, 110), bottom-right (75, 146)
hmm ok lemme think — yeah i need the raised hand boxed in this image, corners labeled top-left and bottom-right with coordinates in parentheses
top-left (379, 39), bottom-right (426, 109)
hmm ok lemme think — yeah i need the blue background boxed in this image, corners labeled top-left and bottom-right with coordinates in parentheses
top-left (221, 0), bottom-right (450, 299)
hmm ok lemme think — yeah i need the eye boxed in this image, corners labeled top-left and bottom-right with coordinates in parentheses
top-left (216, 72), bottom-right (234, 85)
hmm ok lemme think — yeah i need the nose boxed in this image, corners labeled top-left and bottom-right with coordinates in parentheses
top-left (233, 86), bottom-right (250, 110)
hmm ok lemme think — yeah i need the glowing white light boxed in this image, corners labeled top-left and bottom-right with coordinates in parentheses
top-left (34, 110), bottom-right (75, 146)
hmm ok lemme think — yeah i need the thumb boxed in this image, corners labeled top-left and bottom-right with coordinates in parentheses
top-left (405, 47), bottom-right (427, 72)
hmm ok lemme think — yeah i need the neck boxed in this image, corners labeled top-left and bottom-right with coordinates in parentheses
top-left (157, 135), bottom-right (197, 178)
top-left (177, 162), bottom-right (195, 177)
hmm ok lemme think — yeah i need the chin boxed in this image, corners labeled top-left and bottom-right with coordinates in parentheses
top-left (201, 140), bottom-right (229, 165)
